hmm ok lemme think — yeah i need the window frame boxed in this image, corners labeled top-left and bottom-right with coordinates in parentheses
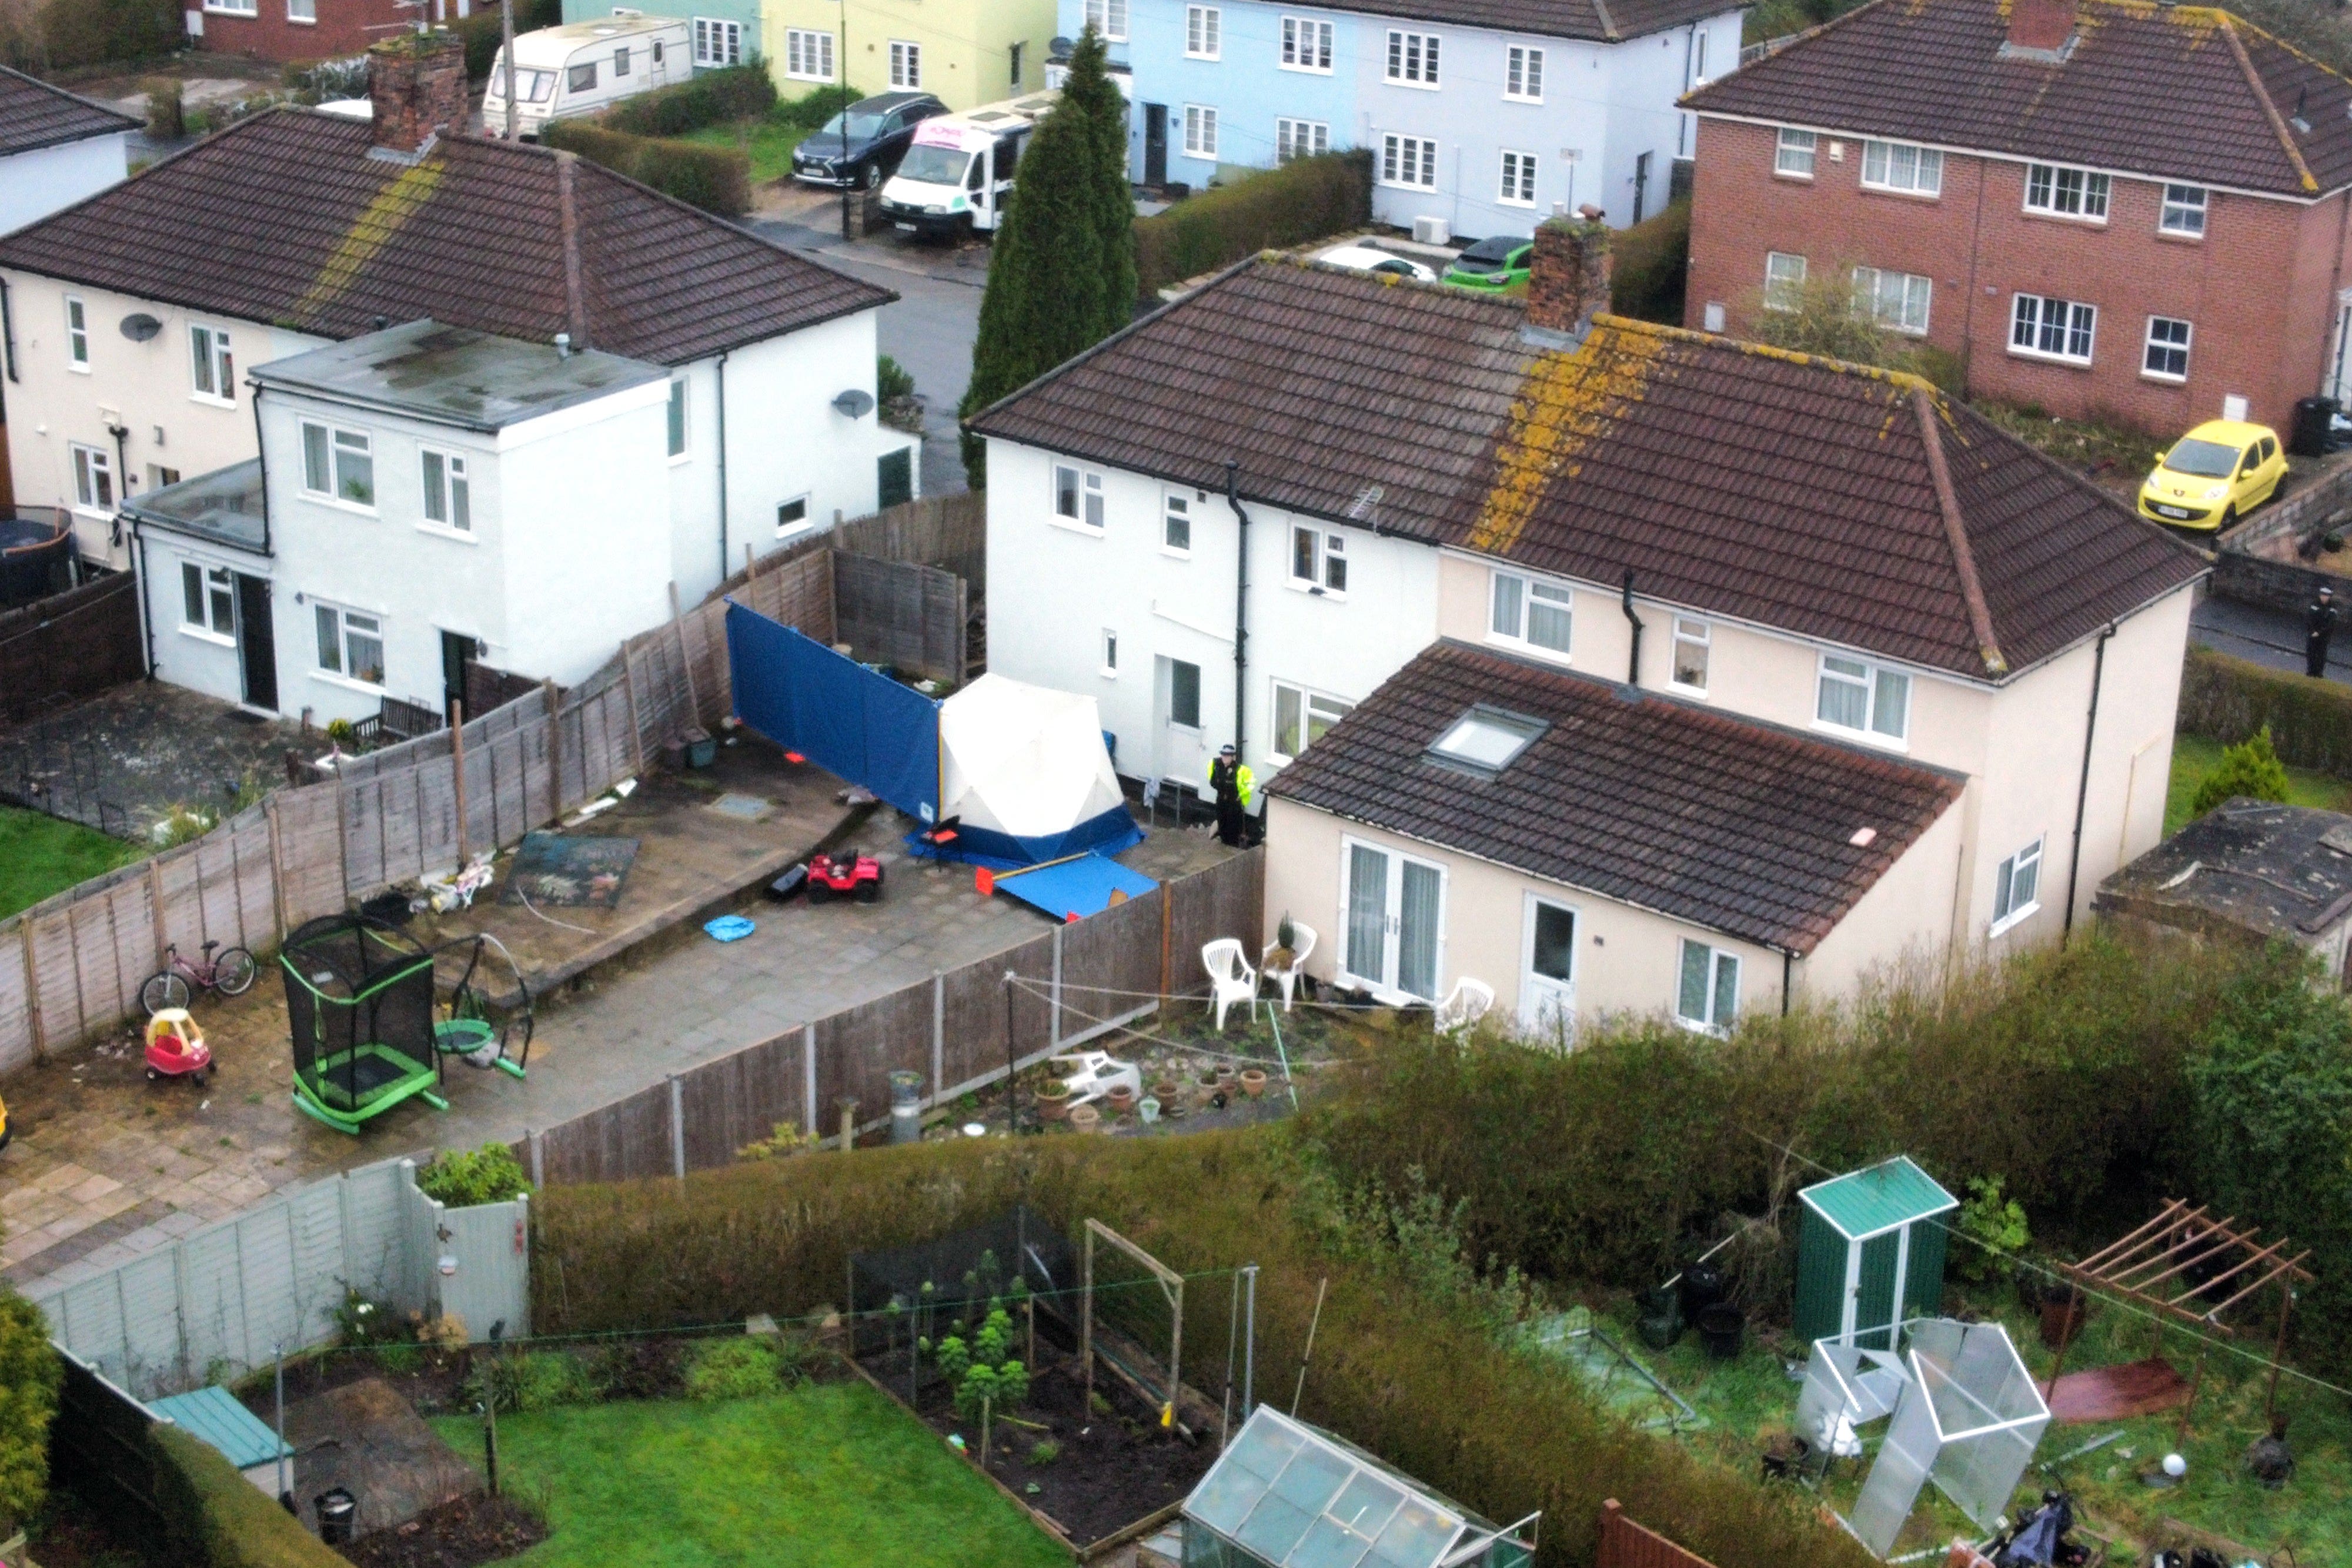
top-left (1859, 138), bottom-right (1942, 197)
top-left (1183, 103), bottom-right (1218, 159)
top-left (2010, 292), bottom-right (2098, 366)
top-left (613, 45), bottom-right (631, 76)
top-left (1052, 462), bottom-right (1107, 533)
top-left (1487, 567), bottom-right (1573, 660)
top-left (1269, 678), bottom-right (1355, 763)
top-left (65, 295), bottom-right (89, 371)
top-left (1185, 4), bottom-right (1221, 59)
top-left (1384, 28), bottom-right (1440, 89)
top-left (1505, 44), bottom-right (1544, 102)
top-left (1852, 264), bottom-right (1932, 335)
top-left (189, 323), bottom-right (235, 406)
top-left (1275, 118), bottom-right (1329, 163)
top-left (1763, 251), bottom-right (1807, 311)
top-left (1670, 616), bottom-right (1710, 694)
top-left (1773, 126), bottom-right (1817, 179)
top-left (1498, 149), bottom-right (1538, 208)
top-left (568, 61), bottom-right (598, 92)
top-left (69, 442), bottom-right (115, 514)
top-left (692, 16), bottom-right (741, 66)
top-left (667, 376), bottom-right (689, 459)
top-left (2143, 315), bottom-right (2191, 383)
top-left (1280, 14), bottom-right (1332, 71)
top-left (313, 601), bottom-right (386, 690)
top-left (1162, 490), bottom-right (1193, 556)
top-left (1990, 835), bottom-right (2044, 934)
top-left (179, 561), bottom-right (238, 643)
top-left (2022, 161), bottom-right (2109, 222)
top-left (1676, 938), bottom-right (1740, 1033)
top-left (419, 447), bottom-right (473, 536)
top-left (784, 28), bottom-right (835, 82)
top-left (2160, 183), bottom-right (2208, 237)
top-left (1288, 524), bottom-right (1348, 596)
top-left (1167, 656), bottom-right (1203, 730)
top-left (286, 0), bottom-right (316, 21)
top-left (298, 419), bottom-right (376, 511)
top-left (201, 0), bottom-right (257, 13)
top-left (1084, 0), bottom-right (1130, 43)
top-left (1380, 133), bottom-right (1438, 190)
top-left (888, 38), bottom-right (921, 87)
top-left (1101, 627), bottom-right (1119, 678)
top-left (776, 494), bottom-right (813, 537)
top-left (1814, 650), bottom-right (1912, 744)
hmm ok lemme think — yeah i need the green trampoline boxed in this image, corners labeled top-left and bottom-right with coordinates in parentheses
top-left (281, 914), bottom-right (447, 1134)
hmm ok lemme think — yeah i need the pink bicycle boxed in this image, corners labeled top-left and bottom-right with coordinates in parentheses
top-left (141, 940), bottom-right (258, 1015)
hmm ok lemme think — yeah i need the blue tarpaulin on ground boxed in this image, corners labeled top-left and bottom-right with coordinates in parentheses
top-left (725, 603), bottom-right (938, 821)
top-left (951, 803), bottom-right (1144, 868)
top-left (991, 853), bottom-right (1160, 921)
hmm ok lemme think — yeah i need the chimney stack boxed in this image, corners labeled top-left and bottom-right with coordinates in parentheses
top-left (2005, 0), bottom-right (2076, 54)
top-left (1527, 213), bottom-right (1612, 336)
top-left (368, 29), bottom-right (468, 155)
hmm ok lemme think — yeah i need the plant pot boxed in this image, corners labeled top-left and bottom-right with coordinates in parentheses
top-left (1680, 1261), bottom-right (1726, 1323)
top-left (1217, 1070), bottom-right (1239, 1095)
top-left (2039, 1290), bottom-right (2087, 1348)
top-left (1104, 1084), bottom-right (1136, 1114)
top-left (1138, 1096), bottom-right (1161, 1124)
top-left (1068, 1104), bottom-right (1101, 1134)
top-left (1239, 1068), bottom-right (1267, 1098)
top-left (1268, 947), bottom-right (1295, 973)
top-left (1198, 1070), bottom-right (1222, 1088)
top-left (1037, 1083), bottom-right (1070, 1123)
top-left (1695, 1303), bottom-right (1746, 1360)
top-left (1636, 1283), bottom-right (1685, 1350)
top-left (1152, 1078), bottom-right (1181, 1102)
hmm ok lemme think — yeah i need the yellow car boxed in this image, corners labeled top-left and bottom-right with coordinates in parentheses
top-left (2137, 419), bottom-right (2286, 530)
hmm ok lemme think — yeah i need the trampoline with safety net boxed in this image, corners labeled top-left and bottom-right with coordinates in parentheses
top-left (281, 915), bottom-right (447, 1134)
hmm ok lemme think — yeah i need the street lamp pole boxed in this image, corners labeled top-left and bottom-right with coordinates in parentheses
top-left (839, 0), bottom-right (854, 240)
top-left (501, 0), bottom-right (518, 140)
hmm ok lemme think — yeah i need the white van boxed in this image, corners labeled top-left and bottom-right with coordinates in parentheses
top-left (878, 91), bottom-right (1060, 240)
top-left (482, 16), bottom-right (689, 140)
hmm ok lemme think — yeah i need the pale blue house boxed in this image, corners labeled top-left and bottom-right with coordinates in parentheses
top-left (1055, 0), bottom-right (1745, 242)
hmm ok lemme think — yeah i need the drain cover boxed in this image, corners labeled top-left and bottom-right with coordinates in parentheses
top-left (710, 792), bottom-right (774, 821)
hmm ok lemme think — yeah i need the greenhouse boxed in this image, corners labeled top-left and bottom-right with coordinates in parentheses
top-left (1181, 1406), bottom-right (1537, 1568)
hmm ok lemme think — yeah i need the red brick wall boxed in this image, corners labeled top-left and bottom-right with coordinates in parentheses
top-left (194, 0), bottom-right (432, 63)
top-left (1685, 115), bottom-right (2352, 433)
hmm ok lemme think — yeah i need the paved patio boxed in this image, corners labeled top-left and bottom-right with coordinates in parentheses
top-left (0, 681), bottom-right (310, 840)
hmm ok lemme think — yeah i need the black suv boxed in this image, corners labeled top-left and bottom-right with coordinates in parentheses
top-left (791, 92), bottom-right (948, 190)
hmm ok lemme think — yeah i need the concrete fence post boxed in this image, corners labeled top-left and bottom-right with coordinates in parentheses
top-left (1050, 924), bottom-right (1064, 1051)
top-left (528, 1128), bottom-right (544, 1189)
top-left (667, 1074), bottom-right (686, 1181)
top-left (803, 1022), bottom-right (818, 1136)
top-left (930, 970), bottom-right (944, 1110)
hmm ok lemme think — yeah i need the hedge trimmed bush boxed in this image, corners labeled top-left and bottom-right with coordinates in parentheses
top-left (541, 120), bottom-right (751, 217)
top-left (2180, 642), bottom-right (2352, 777)
top-left (1610, 198), bottom-right (1688, 325)
top-left (0, 1288), bottom-right (60, 1532)
top-left (604, 62), bottom-right (776, 137)
top-left (150, 1423), bottom-right (345, 1568)
top-left (418, 1141), bottom-right (532, 1208)
top-left (1134, 149), bottom-right (1374, 299)
top-left (19, 0), bottom-right (180, 71)
top-left (775, 82), bottom-right (865, 131)
top-left (2187, 726), bottom-right (2290, 817)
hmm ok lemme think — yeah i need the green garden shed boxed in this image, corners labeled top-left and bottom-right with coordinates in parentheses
top-left (1794, 1156), bottom-right (1957, 1350)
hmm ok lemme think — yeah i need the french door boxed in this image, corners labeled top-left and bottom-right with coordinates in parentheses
top-left (1521, 895), bottom-right (1576, 1042)
top-left (1341, 838), bottom-right (1444, 1001)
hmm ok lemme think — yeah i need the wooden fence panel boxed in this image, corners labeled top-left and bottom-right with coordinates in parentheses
top-left (937, 930), bottom-right (1056, 1101)
top-left (1059, 887), bottom-right (1165, 1023)
top-left (1167, 849), bottom-right (1265, 996)
top-left (830, 552), bottom-right (965, 682)
top-left (674, 1028), bottom-right (804, 1171)
top-left (0, 922), bottom-right (35, 1073)
top-left (273, 785), bottom-right (347, 930)
top-left (1598, 1501), bottom-right (1718, 1568)
top-left (0, 571), bottom-right (145, 725)
top-left (835, 490), bottom-right (987, 592)
top-left (813, 978), bottom-right (934, 1134)
top-left (536, 1079), bottom-right (674, 1186)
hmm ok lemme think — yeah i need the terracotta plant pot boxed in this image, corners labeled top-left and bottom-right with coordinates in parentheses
top-left (1239, 1068), bottom-right (1268, 1098)
top-left (1217, 1069), bottom-right (1239, 1095)
top-left (1197, 1070), bottom-right (1222, 1089)
top-left (1068, 1104), bottom-right (1101, 1134)
top-left (1105, 1084), bottom-right (1136, 1114)
top-left (1037, 1082), bottom-right (1070, 1123)
top-left (1152, 1078), bottom-right (1181, 1102)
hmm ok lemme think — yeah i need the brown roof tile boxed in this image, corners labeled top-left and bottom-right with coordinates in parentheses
top-left (0, 108), bottom-right (891, 362)
top-left (1265, 640), bottom-right (1966, 952)
top-left (0, 64), bottom-right (138, 160)
top-left (1684, 0), bottom-right (2352, 197)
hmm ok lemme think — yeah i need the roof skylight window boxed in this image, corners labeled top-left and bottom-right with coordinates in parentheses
top-left (1429, 707), bottom-right (1545, 773)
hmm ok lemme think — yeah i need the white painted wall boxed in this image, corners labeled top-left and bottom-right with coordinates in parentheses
top-left (139, 535), bottom-right (255, 707)
top-left (0, 133), bottom-right (128, 239)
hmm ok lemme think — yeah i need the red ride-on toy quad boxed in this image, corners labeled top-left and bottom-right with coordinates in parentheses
top-left (805, 851), bottom-right (884, 904)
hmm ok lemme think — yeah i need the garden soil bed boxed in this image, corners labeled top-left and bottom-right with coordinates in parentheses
top-left (340, 1493), bottom-right (548, 1568)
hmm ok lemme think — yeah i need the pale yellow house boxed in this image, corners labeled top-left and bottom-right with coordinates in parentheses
top-left (763, 0), bottom-right (1057, 110)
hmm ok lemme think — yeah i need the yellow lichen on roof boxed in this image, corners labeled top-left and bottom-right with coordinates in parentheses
top-left (1465, 323), bottom-right (1667, 557)
top-left (292, 156), bottom-right (446, 325)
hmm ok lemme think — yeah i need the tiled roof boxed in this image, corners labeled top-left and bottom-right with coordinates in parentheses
top-left (968, 259), bottom-right (2206, 680)
top-left (1265, 0), bottom-right (1735, 44)
top-left (1265, 641), bottom-right (1965, 953)
top-left (0, 109), bottom-right (892, 363)
top-left (0, 64), bottom-right (138, 159)
top-left (1683, 0), bottom-right (2352, 197)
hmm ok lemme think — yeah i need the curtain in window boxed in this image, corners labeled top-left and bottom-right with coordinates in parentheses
top-left (1679, 941), bottom-right (1710, 1021)
top-left (1346, 845), bottom-right (1388, 982)
top-left (1398, 860), bottom-right (1441, 1000)
top-left (1818, 660), bottom-right (1869, 729)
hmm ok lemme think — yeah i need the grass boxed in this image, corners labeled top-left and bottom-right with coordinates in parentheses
top-left (681, 115), bottom-right (813, 186)
top-left (2164, 731), bottom-right (2352, 835)
top-left (1975, 400), bottom-right (2168, 489)
top-left (426, 1382), bottom-right (1068, 1567)
top-left (0, 805), bottom-right (136, 920)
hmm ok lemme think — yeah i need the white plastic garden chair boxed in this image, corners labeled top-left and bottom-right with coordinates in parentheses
top-left (1048, 1050), bottom-right (1141, 1108)
top-left (1201, 939), bottom-right (1260, 1032)
top-left (1259, 922), bottom-right (1318, 1014)
top-left (1434, 977), bottom-right (1495, 1034)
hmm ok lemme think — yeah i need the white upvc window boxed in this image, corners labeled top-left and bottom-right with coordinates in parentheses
top-left (1276, 118), bottom-right (1328, 163)
top-left (1168, 656), bottom-right (1202, 728)
top-left (1991, 836), bottom-right (2044, 934)
top-left (2024, 162), bottom-right (2109, 220)
top-left (1671, 616), bottom-right (1709, 693)
top-left (1385, 29), bottom-right (1439, 87)
top-left (65, 295), bottom-right (89, 370)
top-left (1763, 251), bottom-right (1806, 310)
top-left (202, 0), bottom-right (256, 12)
top-left (614, 45), bottom-right (632, 76)
top-left (1184, 103), bottom-right (1218, 158)
top-left (784, 28), bottom-right (834, 81)
top-left (1054, 462), bottom-right (1105, 530)
top-left (1860, 138), bottom-right (1942, 196)
top-left (1185, 5), bottom-right (1220, 59)
top-left (1281, 15), bottom-right (1332, 71)
top-left (776, 495), bottom-right (811, 536)
top-left (1381, 133), bottom-right (1437, 189)
top-left (1774, 126), bottom-right (1816, 178)
top-left (1505, 44), bottom-right (1543, 101)
top-left (693, 17), bottom-right (741, 65)
top-left (2160, 183), bottom-right (2207, 236)
top-left (2143, 316), bottom-right (2191, 382)
top-left (1162, 490), bottom-right (1192, 553)
top-left (181, 562), bottom-right (236, 639)
top-left (1271, 680), bottom-right (1354, 762)
top-left (315, 603), bottom-right (385, 687)
top-left (1499, 149), bottom-right (1537, 206)
top-left (1677, 939), bottom-right (1740, 1032)
top-left (1816, 651), bottom-right (1909, 742)
top-left (190, 323), bottom-right (235, 404)
top-left (1101, 627), bottom-right (1118, 677)
top-left (1288, 524), bottom-right (1347, 594)
top-left (889, 39), bottom-right (921, 88)
top-left (1852, 265), bottom-right (1931, 334)
top-left (667, 377), bottom-right (689, 457)
top-left (2010, 293), bottom-right (2097, 365)
top-left (420, 448), bottom-right (472, 533)
top-left (300, 420), bottom-right (375, 509)
top-left (287, 0), bottom-right (316, 21)
top-left (1489, 569), bottom-right (1572, 658)
top-left (69, 443), bottom-right (114, 513)
top-left (1084, 0), bottom-right (1128, 42)
top-left (1688, 28), bottom-right (1709, 87)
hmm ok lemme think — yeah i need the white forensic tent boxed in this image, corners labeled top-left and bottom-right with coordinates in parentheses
top-left (937, 673), bottom-right (1141, 864)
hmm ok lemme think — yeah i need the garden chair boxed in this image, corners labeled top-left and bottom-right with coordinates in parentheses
top-left (1259, 922), bottom-right (1317, 1013)
top-left (1434, 977), bottom-right (1495, 1034)
top-left (1201, 939), bottom-right (1260, 1032)
top-left (1048, 1049), bottom-right (1140, 1108)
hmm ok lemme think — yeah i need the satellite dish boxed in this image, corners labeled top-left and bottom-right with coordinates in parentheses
top-left (119, 313), bottom-right (163, 342)
top-left (831, 389), bottom-right (876, 419)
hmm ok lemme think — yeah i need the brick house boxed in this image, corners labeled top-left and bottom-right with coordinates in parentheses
top-left (190, 0), bottom-right (479, 63)
top-left (1680, 0), bottom-right (2352, 434)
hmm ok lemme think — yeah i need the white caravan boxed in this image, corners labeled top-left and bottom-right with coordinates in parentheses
top-left (482, 16), bottom-right (689, 139)
top-left (877, 91), bottom-right (1060, 240)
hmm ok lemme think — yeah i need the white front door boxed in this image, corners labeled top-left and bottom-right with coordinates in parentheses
top-left (1156, 654), bottom-right (1206, 791)
top-left (1521, 894), bottom-right (1576, 1044)
top-left (1340, 838), bottom-right (1445, 1001)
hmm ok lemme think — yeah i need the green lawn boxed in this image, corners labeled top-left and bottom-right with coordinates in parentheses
top-left (682, 116), bottom-right (813, 186)
top-left (0, 805), bottom-right (135, 920)
top-left (2164, 733), bottom-right (2352, 835)
top-left (427, 1382), bottom-right (1068, 1567)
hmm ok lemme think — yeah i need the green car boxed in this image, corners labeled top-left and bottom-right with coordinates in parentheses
top-left (1443, 235), bottom-right (1535, 290)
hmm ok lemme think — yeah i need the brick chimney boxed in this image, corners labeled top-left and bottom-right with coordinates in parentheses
top-left (368, 29), bottom-right (468, 154)
top-left (1527, 212), bottom-right (1612, 335)
top-left (2005, 0), bottom-right (2076, 54)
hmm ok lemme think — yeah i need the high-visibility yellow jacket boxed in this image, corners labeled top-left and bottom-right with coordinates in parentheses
top-left (1208, 758), bottom-right (1254, 808)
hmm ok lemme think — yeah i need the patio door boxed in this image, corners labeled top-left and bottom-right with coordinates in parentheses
top-left (1521, 895), bottom-right (1576, 1043)
top-left (1340, 838), bottom-right (1444, 1001)
top-left (234, 573), bottom-right (276, 712)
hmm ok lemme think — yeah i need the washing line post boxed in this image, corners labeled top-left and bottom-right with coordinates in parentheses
top-left (668, 1073), bottom-right (686, 1181)
top-left (1242, 1263), bottom-right (1257, 1417)
top-left (803, 1022), bottom-right (818, 1136)
top-left (930, 970), bottom-right (944, 1111)
top-left (1050, 924), bottom-right (1064, 1051)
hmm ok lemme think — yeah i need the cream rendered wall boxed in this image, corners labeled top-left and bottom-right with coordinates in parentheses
top-left (1795, 794), bottom-right (1967, 1000)
top-left (763, 0), bottom-right (1057, 109)
top-left (1, 273), bottom-right (326, 566)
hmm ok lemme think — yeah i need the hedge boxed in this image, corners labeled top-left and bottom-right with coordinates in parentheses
top-left (2179, 641), bottom-right (2352, 777)
top-left (150, 1423), bottom-right (346, 1568)
top-left (455, 0), bottom-right (562, 81)
top-left (603, 62), bottom-right (776, 137)
top-left (1134, 149), bottom-right (1374, 299)
top-left (11, 0), bottom-right (179, 71)
top-left (1609, 198), bottom-right (1689, 324)
top-left (540, 120), bottom-right (750, 218)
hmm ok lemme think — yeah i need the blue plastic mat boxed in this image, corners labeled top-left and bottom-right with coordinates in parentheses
top-left (989, 853), bottom-right (1158, 921)
top-left (704, 915), bottom-right (756, 942)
